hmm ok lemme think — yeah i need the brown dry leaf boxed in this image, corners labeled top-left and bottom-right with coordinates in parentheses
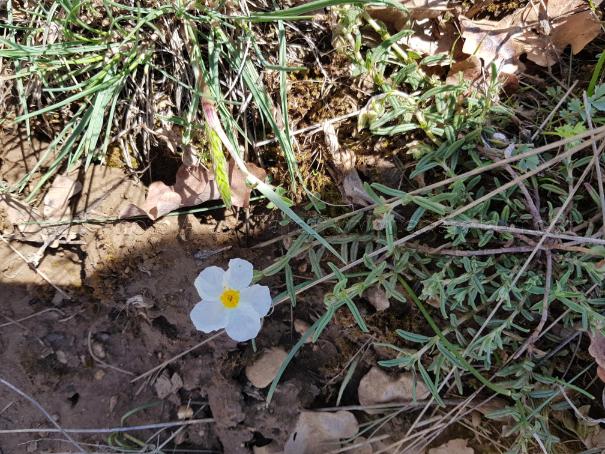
top-left (245, 347), bottom-right (288, 389)
top-left (446, 56), bottom-right (482, 85)
top-left (367, 3), bottom-right (454, 59)
top-left (284, 410), bottom-right (359, 454)
top-left (0, 194), bottom-right (46, 239)
top-left (120, 161), bottom-right (266, 220)
top-left (588, 330), bottom-right (605, 383)
top-left (154, 371), bottom-right (183, 399)
top-left (367, 0), bottom-right (449, 30)
top-left (43, 175), bottom-right (82, 221)
top-left (358, 367), bottom-right (430, 410)
top-left (428, 438), bottom-right (474, 454)
top-left (323, 122), bottom-right (371, 206)
top-left (460, 0), bottom-right (601, 73)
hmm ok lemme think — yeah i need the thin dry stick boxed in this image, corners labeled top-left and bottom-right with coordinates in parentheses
top-left (407, 243), bottom-right (588, 256)
top-left (254, 109), bottom-right (361, 147)
top-left (132, 331), bottom-right (223, 382)
top-left (505, 164), bottom-right (543, 229)
top-left (0, 308), bottom-right (65, 329)
top-left (0, 378), bottom-right (87, 453)
top-left (0, 234), bottom-right (70, 299)
top-left (531, 80), bottom-right (578, 141)
top-left (0, 418), bottom-right (214, 434)
top-left (583, 91), bottom-right (605, 236)
top-left (442, 220), bottom-right (605, 246)
top-left (87, 327), bottom-right (135, 376)
top-left (134, 129), bottom-right (602, 383)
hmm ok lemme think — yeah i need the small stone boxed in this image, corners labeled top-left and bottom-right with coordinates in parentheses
top-left (95, 370), bottom-right (106, 381)
top-left (51, 291), bottom-right (65, 306)
top-left (177, 405), bottom-right (194, 420)
top-left (55, 350), bottom-right (68, 364)
top-left (245, 347), bottom-right (288, 388)
top-left (358, 367), bottom-right (430, 409)
top-left (91, 341), bottom-right (106, 359)
top-left (365, 287), bottom-right (390, 311)
top-left (294, 319), bottom-right (312, 343)
top-left (285, 410), bottom-right (359, 454)
top-left (109, 395), bottom-right (118, 413)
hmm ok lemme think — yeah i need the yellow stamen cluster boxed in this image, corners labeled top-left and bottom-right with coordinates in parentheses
top-left (220, 289), bottom-right (240, 309)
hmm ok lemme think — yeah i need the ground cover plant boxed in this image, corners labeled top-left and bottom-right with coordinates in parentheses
top-left (1, 0), bottom-right (605, 452)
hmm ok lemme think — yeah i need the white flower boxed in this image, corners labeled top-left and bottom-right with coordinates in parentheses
top-left (190, 258), bottom-right (272, 342)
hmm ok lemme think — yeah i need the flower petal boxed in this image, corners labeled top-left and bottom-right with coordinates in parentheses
top-left (190, 300), bottom-right (228, 333)
top-left (239, 284), bottom-right (272, 317)
top-left (194, 266), bottom-right (225, 299)
top-left (225, 305), bottom-right (261, 342)
top-left (224, 258), bottom-right (253, 290)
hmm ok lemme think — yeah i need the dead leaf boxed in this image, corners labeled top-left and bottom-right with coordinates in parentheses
top-left (405, 20), bottom-right (457, 59)
top-left (366, 2), bottom-right (454, 58)
top-left (588, 330), bottom-right (605, 383)
top-left (154, 371), bottom-right (183, 399)
top-left (446, 56), bottom-right (482, 85)
top-left (120, 161), bottom-right (266, 220)
top-left (245, 347), bottom-right (288, 388)
top-left (459, 16), bottom-right (523, 74)
top-left (0, 194), bottom-right (45, 238)
top-left (43, 175), bottom-right (82, 220)
top-left (358, 367), bottom-right (430, 410)
top-left (367, 0), bottom-right (450, 29)
top-left (284, 410), bottom-right (359, 454)
top-left (428, 438), bottom-right (474, 454)
top-left (323, 122), bottom-right (371, 206)
top-left (460, 0), bottom-right (601, 73)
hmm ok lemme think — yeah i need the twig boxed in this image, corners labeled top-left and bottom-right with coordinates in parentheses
top-left (0, 308), bottom-right (65, 329)
top-left (505, 165), bottom-right (543, 230)
top-left (531, 80), bottom-right (577, 141)
top-left (443, 220), bottom-right (605, 247)
top-left (407, 242), bottom-right (589, 256)
top-left (87, 327), bottom-right (135, 376)
top-left (0, 418), bottom-right (214, 434)
top-left (0, 378), bottom-right (87, 453)
top-left (583, 91), bottom-right (605, 237)
top-left (254, 110), bottom-right (361, 147)
top-left (131, 331), bottom-right (223, 382)
top-left (0, 233), bottom-right (70, 299)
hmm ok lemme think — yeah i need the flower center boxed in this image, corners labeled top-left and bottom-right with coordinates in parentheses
top-left (220, 289), bottom-right (240, 309)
